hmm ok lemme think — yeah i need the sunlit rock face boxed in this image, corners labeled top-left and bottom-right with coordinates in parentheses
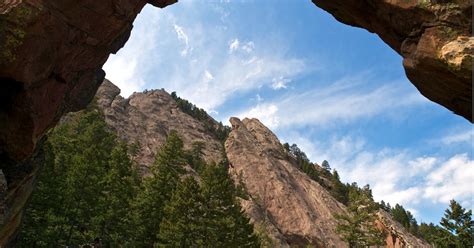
top-left (312, 0), bottom-right (472, 121)
top-left (95, 79), bottom-right (224, 169)
top-left (0, 1), bottom-right (175, 245)
top-left (225, 117), bottom-right (431, 247)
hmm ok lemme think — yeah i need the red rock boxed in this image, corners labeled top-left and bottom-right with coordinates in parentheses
top-left (312, 0), bottom-right (472, 121)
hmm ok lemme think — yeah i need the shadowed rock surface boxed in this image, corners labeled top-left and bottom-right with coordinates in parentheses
top-left (0, 0), bottom-right (175, 245)
top-left (312, 0), bottom-right (472, 121)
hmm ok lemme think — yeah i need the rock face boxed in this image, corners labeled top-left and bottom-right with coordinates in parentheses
top-left (376, 211), bottom-right (431, 248)
top-left (94, 83), bottom-right (431, 247)
top-left (312, 0), bottom-right (473, 121)
top-left (225, 117), bottom-right (430, 247)
top-left (226, 117), bottom-right (348, 247)
top-left (95, 79), bottom-right (223, 169)
top-left (0, 1), bottom-right (175, 245)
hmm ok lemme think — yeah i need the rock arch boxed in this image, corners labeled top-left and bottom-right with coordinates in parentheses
top-left (0, 0), bottom-right (471, 245)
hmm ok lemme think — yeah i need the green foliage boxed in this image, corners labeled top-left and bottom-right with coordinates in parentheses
top-left (17, 109), bottom-right (139, 247)
top-left (19, 111), bottom-right (260, 247)
top-left (157, 176), bottom-right (206, 247)
top-left (130, 130), bottom-right (186, 246)
top-left (286, 143), bottom-right (322, 183)
top-left (199, 163), bottom-right (260, 247)
top-left (335, 185), bottom-right (385, 248)
top-left (418, 222), bottom-right (456, 247)
top-left (440, 200), bottom-right (473, 247)
top-left (330, 169), bottom-right (349, 205)
top-left (388, 204), bottom-right (420, 237)
top-left (185, 141), bottom-right (206, 172)
top-left (170, 92), bottom-right (231, 142)
top-left (321, 160), bottom-right (331, 171)
top-left (253, 223), bottom-right (274, 248)
top-left (0, 5), bottom-right (36, 63)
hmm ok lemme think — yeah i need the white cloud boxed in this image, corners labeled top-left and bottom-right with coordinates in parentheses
top-left (441, 130), bottom-right (473, 145)
top-left (229, 39), bottom-right (254, 53)
top-left (235, 73), bottom-right (426, 130)
top-left (283, 133), bottom-right (474, 214)
top-left (424, 154), bottom-right (474, 204)
top-left (271, 77), bottom-right (290, 90)
top-left (229, 39), bottom-right (240, 53)
top-left (103, 7), bottom-right (162, 97)
top-left (171, 51), bottom-right (305, 111)
top-left (238, 103), bottom-right (279, 129)
top-left (174, 24), bottom-right (190, 56)
top-left (241, 41), bottom-right (254, 53)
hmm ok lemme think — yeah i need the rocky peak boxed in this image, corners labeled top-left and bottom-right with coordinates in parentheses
top-left (95, 80), bottom-right (223, 170)
top-left (226, 117), bottom-right (430, 247)
top-left (226, 117), bottom-right (349, 247)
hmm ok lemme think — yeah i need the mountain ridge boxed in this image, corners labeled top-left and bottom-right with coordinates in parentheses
top-left (95, 79), bottom-right (430, 247)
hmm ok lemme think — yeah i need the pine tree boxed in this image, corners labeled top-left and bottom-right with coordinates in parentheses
top-left (200, 163), bottom-right (260, 247)
top-left (321, 160), bottom-right (331, 172)
top-left (330, 169), bottom-right (349, 205)
top-left (335, 186), bottom-right (385, 248)
top-left (18, 108), bottom-right (138, 247)
top-left (96, 142), bottom-right (140, 245)
top-left (157, 176), bottom-right (205, 247)
top-left (131, 130), bottom-right (186, 246)
top-left (391, 204), bottom-right (410, 229)
top-left (440, 199), bottom-right (473, 248)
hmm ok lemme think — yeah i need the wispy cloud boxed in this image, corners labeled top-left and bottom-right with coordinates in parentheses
top-left (105, 4), bottom-right (306, 112)
top-left (271, 77), bottom-right (290, 90)
top-left (281, 132), bottom-right (474, 221)
top-left (174, 24), bottom-right (191, 56)
top-left (441, 129), bottom-right (473, 145)
top-left (103, 7), bottom-right (163, 97)
top-left (236, 72), bottom-right (426, 129)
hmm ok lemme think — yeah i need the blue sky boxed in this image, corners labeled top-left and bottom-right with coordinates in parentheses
top-left (104, 0), bottom-right (473, 224)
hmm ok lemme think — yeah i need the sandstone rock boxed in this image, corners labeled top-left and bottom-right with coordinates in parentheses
top-left (0, 1), bottom-right (175, 245)
top-left (225, 117), bottom-right (431, 247)
top-left (312, 0), bottom-right (473, 121)
top-left (226, 117), bottom-right (349, 247)
top-left (95, 79), bottom-right (223, 170)
top-left (377, 211), bottom-right (431, 248)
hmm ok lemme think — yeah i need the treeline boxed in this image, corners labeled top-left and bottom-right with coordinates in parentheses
top-left (18, 106), bottom-right (259, 247)
top-left (380, 200), bottom-right (472, 247)
top-left (171, 92), bottom-right (231, 142)
top-left (283, 143), bottom-right (385, 246)
top-left (284, 143), bottom-right (473, 247)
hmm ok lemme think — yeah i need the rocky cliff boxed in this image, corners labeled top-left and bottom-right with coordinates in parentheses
top-left (312, 0), bottom-right (472, 121)
top-left (225, 117), bottom-right (430, 248)
top-left (226, 117), bottom-right (348, 247)
top-left (93, 81), bottom-right (430, 247)
top-left (95, 79), bottom-right (223, 169)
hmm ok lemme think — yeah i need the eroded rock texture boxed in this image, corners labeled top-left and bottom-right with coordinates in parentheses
top-left (0, 0), bottom-right (175, 245)
top-left (226, 117), bottom-right (348, 247)
top-left (96, 79), bottom-right (223, 169)
top-left (376, 211), bottom-right (431, 248)
top-left (312, 0), bottom-right (473, 121)
top-left (225, 117), bottom-right (430, 247)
